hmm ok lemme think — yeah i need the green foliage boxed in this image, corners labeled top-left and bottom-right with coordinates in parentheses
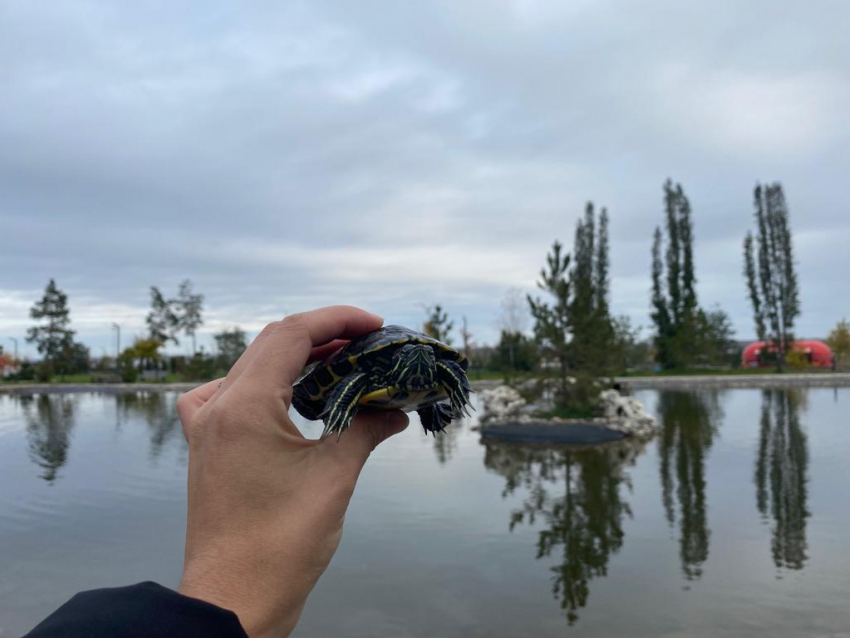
top-left (422, 304), bottom-right (454, 344)
top-left (528, 240), bottom-right (572, 402)
top-left (743, 183), bottom-right (801, 369)
top-left (183, 352), bottom-right (217, 381)
top-left (176, 279), bottom-right (204, 353)
top-left (214, 327), bottom-right (248, 371)
top-left (650, 180), bottom-right (700, 369)
top-left (694, 307), bottom-right (737, 367)
top-left (146, 287), bottom-right (180, 345)
top-left (528, 202), bottom-right (616, 411)
top-left (27, 280), bottom-right (76, 376)
top-left (826, 319), bottom-right (849, 368)
top-left (494, 330), bottom-right (539, 373)
top-left (611, 315), bottom-right (650, 372)
top-left (570, 203), bottom-right (614, 375)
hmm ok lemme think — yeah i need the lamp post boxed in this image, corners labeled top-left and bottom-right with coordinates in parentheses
top-left (8, 337), bottom-right (17, 361)
top-left (111, 323), bottom-right (121, 362)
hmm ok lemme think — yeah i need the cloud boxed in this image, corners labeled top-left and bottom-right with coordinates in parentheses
top-left (1, 0), bottom-right (849, 358)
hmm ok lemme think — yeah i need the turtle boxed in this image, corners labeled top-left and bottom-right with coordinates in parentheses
top-left (292, 325), bottom-right (473, 439)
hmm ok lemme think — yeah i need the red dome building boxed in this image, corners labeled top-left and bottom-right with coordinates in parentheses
top-left (742, 340), bottom-right (835, 369)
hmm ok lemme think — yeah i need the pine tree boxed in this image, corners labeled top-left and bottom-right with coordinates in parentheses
top-left (26, 279), bottom-right (76, 377)
top-left (422, 305), bottom-right (454, 344)
top-left (743, 183), bottom-right (801, 369)
top-left (528, 240), bottom-right (572, 403)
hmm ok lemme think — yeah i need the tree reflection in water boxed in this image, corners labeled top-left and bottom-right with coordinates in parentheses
top-left (115, 392), bottom-right (182, 459)
top-left (21, 394), bottom-right (78, 483)
top-left (656, 390), bottom-right (722, 581)
top-left (754, 389), bottom-right (809, 571)
top-left (484, 438), bottom-right (648, 625)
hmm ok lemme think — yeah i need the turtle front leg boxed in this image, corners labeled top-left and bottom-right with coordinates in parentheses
top-left (320, 372), bottom-right (367, 440)
top-left (436, 360), bottom-right (473, 418)
top-left (417, 403), bottom-right (454, 435)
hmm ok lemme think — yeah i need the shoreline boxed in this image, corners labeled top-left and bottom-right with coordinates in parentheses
top-left (2, 372), bottom-right (849, 396)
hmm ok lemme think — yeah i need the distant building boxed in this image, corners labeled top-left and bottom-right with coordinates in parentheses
top-left (742, 340), bottom-right (834, 369)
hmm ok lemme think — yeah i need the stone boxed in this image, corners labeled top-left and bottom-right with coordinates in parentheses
top-left (598, 389), bottom-right (657, 438)
top-left (479, 385), bottom-right (527, 423)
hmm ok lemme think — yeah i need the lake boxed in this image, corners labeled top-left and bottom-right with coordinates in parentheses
top-left (1, 387), bottom-right (849, 637)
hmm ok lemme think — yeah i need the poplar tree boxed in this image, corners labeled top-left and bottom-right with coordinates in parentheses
top-left (570, 203), bottom-right (613, 374)
top-left (743, 183), bottom-right (800, 369)
top-left (650, 180), bottom-right (699, 368)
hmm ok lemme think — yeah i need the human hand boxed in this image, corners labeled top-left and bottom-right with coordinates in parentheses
top-left (175, 306), bottom-right (409, 638)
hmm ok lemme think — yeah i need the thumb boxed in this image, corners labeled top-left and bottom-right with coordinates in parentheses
top-left (327, 409), bottom-right (409, 467)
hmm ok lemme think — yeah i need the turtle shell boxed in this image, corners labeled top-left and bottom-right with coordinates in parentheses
top-left (293, 325), bottom-right (468, 419)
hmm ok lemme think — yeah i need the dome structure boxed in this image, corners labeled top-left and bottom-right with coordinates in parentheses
top-left (742, 340), bottom-right (834, 368)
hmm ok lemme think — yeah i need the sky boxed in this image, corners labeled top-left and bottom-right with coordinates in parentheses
top-left (2, 1), bottom-right (849, 359)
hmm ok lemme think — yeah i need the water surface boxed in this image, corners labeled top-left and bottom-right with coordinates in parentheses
top-left (0, 388), bottom-right (848, 637)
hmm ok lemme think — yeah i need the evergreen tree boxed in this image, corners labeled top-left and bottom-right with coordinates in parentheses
top-left (176, 279), bottom-right (204, 353)
top-left (650, 180), bottom-right (700, 368)
top-left (26, 279), bottom-right (76, 376)
top-left (743, 183), bottom-right (801, 369)
top-left (422, 304), bottom-right (454, 344)
top-left (528, 240), bottom-right (572, 403)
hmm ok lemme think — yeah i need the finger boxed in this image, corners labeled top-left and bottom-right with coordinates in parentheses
top-left (241, 306), bottom-right (383, 393)
top-left (308, 339), bottom-right (348, 364)
top-left (324, 410), bottom-right (409, 471)
top-left (176, 378), bottom-right (225, 423)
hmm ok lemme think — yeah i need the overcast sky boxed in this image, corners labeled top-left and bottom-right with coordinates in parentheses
top-left (2, 1), bottom-right (849, 358)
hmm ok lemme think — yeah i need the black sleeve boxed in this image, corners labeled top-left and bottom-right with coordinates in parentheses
top-left (23, 581), bottom-right (249, 638)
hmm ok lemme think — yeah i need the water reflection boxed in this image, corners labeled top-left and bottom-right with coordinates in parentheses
top-left (115, 392), bottom-right (183, 459)
top-left (656, 390), bottom-right (722, 581)
top-left (484, 439), bottom-right (648, 625)
top-left (20, 394), bottom-right (78, 483)
top-left (432, 422), bottom-right (461, 464)
top-left (754, 389), bottom-right (810, 571)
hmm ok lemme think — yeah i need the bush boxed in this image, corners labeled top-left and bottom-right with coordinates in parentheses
top-left (36, 362), bottom-right (54, 382)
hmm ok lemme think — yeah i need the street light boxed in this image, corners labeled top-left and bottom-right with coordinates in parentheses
top-left (7, 337), bottom-right (17, 361)
top-left (111, 323), bottom-right (121, 362)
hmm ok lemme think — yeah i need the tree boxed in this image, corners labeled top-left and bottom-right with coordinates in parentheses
top-left (499, 288), bottom-right (532, 371)
top-left (695, 307), bottom-right (737, 367)
top-left (146, 287), bottom-right (179, 345)
top-left (176, 279), bottom-right (204, 353)
top-left (528, 240), bottom-right (572, 403)
top-left (743, 183), bottom-right (800, 369)
top-left (422, 304), bottom-right (454, 344)
top-left (214, 327), bottom-right (248, 370)
top-left (120, 337), bottom-right (164, 379)
top-left (650, 180), bottom-right (700, 369)
top-left (459, 316), bottom-right (473, 358)
top-left (611, 315), bottom-right (649, 373)
top-left (826, 319), bottom-right (850, 368)
top-left (494, 330), bottom-right (539, 373)
top-left (26, 279), bottom-right (76, 377)
top-left (570, 203), bottom-right (614, 375)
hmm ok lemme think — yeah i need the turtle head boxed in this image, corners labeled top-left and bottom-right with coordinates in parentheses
top-left (390, 344), bottom-right (437, 391)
